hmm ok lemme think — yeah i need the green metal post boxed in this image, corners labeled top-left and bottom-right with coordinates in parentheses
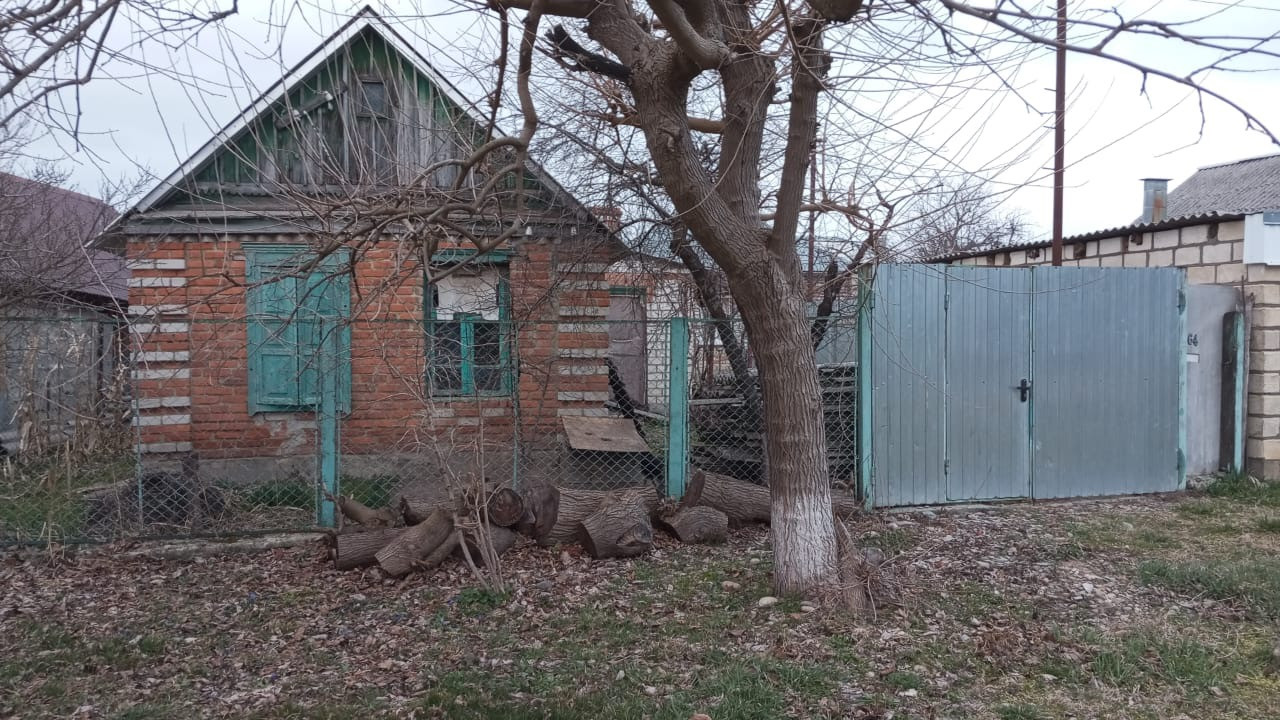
top-left (1230, 311), bottom-right (1246, 473)
top-left (666, 317), bottom-right (690, 499)
top-left (318, 321), bottom-right (339, 528)
top-left (856, 273), bottom-right (874, 509)
top-left (1177, 277), bottom-right (1188, 489)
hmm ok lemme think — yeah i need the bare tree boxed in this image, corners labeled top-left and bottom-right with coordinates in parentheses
top-left (4, 0), bottom-right (1279, 603)
top-left (466, 0), bottom-right (1279, 603)
top-left (893, 178), bottom-right (1030, 261)
top-left (0, 0), bottom-right (238, 134)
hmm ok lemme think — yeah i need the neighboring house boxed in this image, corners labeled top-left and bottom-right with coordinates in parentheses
top-left (934, 154), bottom-right (1280, 479)
top-left (109, 10), bottom-right (621, 482)
top-left (0, 173), bottom-right (128, 455)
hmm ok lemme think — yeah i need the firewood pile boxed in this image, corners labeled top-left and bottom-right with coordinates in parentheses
top-left (326, 469), bottom-right (863, 576)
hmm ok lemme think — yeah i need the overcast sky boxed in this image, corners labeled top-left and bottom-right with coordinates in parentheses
top-left (20, 0), bottom-right (1280, 240)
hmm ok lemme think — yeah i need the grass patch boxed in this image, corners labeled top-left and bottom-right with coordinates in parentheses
top-left (869, 527), bottom-right (919, 555)
top-left (0, 452), bottom-right (134, 540)
top-left (1255, 516), bottom-right (1280, 533)
top-left (1090, 629), bottom-right (1255, 692)
top-left (884, 671), bottom-right (923, 691)
top-left (239, 475), bottom-right (399, 511)
top-left (1205, 472), bottom-right (1280, 507)
top-left (1139, 558), bottom-right (1280, 618)
top-left (453, 588), bottom-right (509, 616)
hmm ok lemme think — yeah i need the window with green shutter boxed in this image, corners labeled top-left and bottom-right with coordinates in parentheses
top-left (245, 245), bottom-right (351, 413)
top-left (426, 256), bottom-right (512, 397)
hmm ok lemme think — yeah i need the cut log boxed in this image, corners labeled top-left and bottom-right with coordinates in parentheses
top-left (683, 470), bottom-right (861, 526)
top-left (417, 529), bottom-right (462, 572)
top-left (483, 487), bottom-right (525, 527)
top-left (578, 490), bottom-right (654, 558)
top-left (454, 525), bottom-right (519, 567)
top-left (516, 481), bottom-right (560, 541)
top-left (683, 470), bottom-right (770, 525)
top-left (375, 509), bottom-right (454, 577)
top-left (659, 506), bottom-right (728, 544)
top-left (336, 495), bottom-right (400, 528)
top-left (398, 489), bottom-right (459, 526)
top-left (332, 527), bottom-right (404, 570)
top-left (542, 485), bottom-right (661, 546)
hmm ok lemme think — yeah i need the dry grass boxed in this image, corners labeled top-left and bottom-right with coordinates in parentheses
top-left (2, 482), bottom-right (1279, 719)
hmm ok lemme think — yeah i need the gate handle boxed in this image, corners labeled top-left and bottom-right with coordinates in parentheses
top-left (1017, 378), bottom-right (1032, 402)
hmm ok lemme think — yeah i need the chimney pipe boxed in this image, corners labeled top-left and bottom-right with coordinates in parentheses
top-left (1141, 178), bottom-right (1170, 224)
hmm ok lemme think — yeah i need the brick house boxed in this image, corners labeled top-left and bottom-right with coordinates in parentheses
top-left (936, 154), bottom-right (1280, 479)
top-left (107, 11), bottom-right (622, 482)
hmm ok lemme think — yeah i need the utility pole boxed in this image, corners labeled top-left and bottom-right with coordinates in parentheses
top-left (1051, 0), bottom-right (1067, 266)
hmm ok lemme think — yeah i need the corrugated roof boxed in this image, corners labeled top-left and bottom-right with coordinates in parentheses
top-left (1165, 153), bottom-right (1280, 217)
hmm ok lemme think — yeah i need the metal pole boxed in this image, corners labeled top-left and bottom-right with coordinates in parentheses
top-left (665, 318), bottom-right (690, 499)
top-left (1051, 0), bottom-right (1067, 267)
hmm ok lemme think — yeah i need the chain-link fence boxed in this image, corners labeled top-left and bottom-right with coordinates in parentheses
top-left (685, 315), bottom-right (860, 493)
top-left (1, 310), bottom-right (860, 546)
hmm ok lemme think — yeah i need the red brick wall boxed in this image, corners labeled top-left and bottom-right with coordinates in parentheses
top-left (127, 232), bottom-right (614, 465)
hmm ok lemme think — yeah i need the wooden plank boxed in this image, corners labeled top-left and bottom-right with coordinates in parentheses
top-left (561, 416), bottom-right (650, 453)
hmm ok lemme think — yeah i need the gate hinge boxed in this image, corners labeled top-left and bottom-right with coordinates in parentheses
top-left (1177, 448), bottom-right (1186, 474)
top-left (1178, 289), bottom-right (1186, 312)
top-left (943, 457), bottom-right (950, 476)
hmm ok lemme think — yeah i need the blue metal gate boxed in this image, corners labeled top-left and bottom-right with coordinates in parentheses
top-left (861, 264), bottom-right (1185, 506)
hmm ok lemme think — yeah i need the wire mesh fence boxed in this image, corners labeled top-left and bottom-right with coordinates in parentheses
top-left (0, 311), bottom-right (860, 546)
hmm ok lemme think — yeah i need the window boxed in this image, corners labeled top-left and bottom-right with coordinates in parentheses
top-left (427, 260), bottom-right (512, 396)
top-left (353, 79), bottom-right (395, 184)
top-left (246, 246), bottom-right (351, 413)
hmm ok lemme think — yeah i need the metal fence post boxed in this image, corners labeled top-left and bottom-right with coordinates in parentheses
top-left (857, 272), bottom-right (874, 509)
top-left (666, 317), bottom-right (689, 499)
top-left (317, 321), bottom-right (338, 528)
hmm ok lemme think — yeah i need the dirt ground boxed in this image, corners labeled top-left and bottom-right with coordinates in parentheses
top-left (3, 480), bottom-right (1279, 719)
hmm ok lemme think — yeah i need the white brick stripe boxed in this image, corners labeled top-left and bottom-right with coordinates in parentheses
top-left (560, 262), bottom-right (611, 273)
top-left (133, 368), bottom-right (191, 380)
top-left (557, 322), bottom-right (607, 334)
top-left (131, 322), bottom-right (189, 335)
top-left (138, 442), bottom-right (193, 454)
top-left (557, 391), bottom-right (610, 402)
top-left (556, 408), bottom-right (611, 417)
top-left (128, 304), bottom-right (187, 316)
top-left (559, 306), bottom-right (609, 317)
top-left (566, 280), bottom-right (609, 291)
top-left (558, 348), bottom-right (609, 358)
top-left (558, 364), bottom-right (607, 375)
top-left (134, 396), bottom-right (191, 410)
top-left (127, 259), bottom-right (186, 270)
top-left (132, 413), bottom-right (191, 427)
top-left (136, 351), bottom-right (190, 362)
top-left (129, 277), bottom-right (187, 288)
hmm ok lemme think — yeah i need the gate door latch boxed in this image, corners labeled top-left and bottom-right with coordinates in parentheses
top-left (1017, 378), bottom-right (1032, 403)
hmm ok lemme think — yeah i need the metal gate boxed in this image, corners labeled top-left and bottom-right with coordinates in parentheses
top-left (862, 264), bottom-right (1186, 506)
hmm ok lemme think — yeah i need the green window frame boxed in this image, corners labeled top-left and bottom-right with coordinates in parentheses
top-left (426, 255), bottom-right (513, 397)
top-left (246, 245), bottom-right (351, 413)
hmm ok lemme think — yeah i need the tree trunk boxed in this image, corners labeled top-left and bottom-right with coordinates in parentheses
top-left (659, 506), bottom-right (728, 544)
top-left (375, 508), bottom-right (454, 577)
top-left (578, 490), bottom-right (654, 558)
top-left (736, 290), bottom-right (840, 598)
top-left (332, 527), bottom-right (405, 570)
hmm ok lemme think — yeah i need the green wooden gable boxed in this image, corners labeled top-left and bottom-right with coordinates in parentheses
top-left (160, 24), bottom-right (553, 211)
